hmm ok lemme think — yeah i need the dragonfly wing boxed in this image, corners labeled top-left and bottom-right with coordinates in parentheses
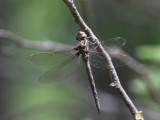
top-left (101, 37), bottom-right (126, 52)
top-left (89, 52), bottom-right (107, 70)
top-left (27, 49), bottom-right (76, 66)
top-left (109, 54), bottom-right (132, 67)
top-left (89, 52), bottom-right (131, 70)
top-left (39, 55), bottom-right (81, 83)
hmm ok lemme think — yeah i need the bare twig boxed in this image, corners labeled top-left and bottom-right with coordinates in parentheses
top-left (63, 0), bottom-right (139, 118)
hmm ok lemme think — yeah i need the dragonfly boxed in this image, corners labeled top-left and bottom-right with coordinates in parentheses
top-left (27, 31), bottom-right (131, 115)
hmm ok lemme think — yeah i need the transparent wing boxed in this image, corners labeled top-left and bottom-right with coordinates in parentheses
top-left (101, 37), bottom-right (126, 52)
top-left (89, 52), bottom-right (106, 70)
top-left (27, 49), bottom-right (76, 66)
top-left (39, 55), bottom-right (81, 83)
top-left (102, 37), bottom-right (126, 47)
top-left (109, 54), bottom-right (132, 67)
top-left (89, 52), bottom-right (131, 70)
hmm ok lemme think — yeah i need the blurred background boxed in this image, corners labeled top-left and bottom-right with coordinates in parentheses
top-left (0, 0), bottom-right (160, 120)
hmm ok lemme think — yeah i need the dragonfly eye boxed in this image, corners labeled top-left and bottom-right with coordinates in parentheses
top-left (76, 31), bottom-right (87, 40)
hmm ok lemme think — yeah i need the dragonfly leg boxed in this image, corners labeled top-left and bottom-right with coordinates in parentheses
top-left (84, 50), bottom-right (89, 54)
top-left (89, 40), bottom-right (100, 50)
top-left (94, 43), bottom-right (100, 49)
top-left (76, 52), bottom-right (81, 56)
top-left (73, 47), bottom-right (78, 51)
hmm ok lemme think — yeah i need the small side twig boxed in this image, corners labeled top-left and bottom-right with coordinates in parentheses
top-left (63, 0), bottom-right (140, 118)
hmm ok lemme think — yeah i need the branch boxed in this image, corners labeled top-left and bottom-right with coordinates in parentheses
top-left (63, 0), bottom-right (140, 118)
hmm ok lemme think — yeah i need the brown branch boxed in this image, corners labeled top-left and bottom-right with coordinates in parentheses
top-left (63, 0), bottom-right (139, 118)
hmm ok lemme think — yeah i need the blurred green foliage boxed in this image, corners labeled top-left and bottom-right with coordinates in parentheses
top-left (1, 0), bottom-right (85, 120)
top-left (1, 0), bottom-right (160, 120)
top-left (132, 44), bottom-right (160, 95)
top-left (136, 45), bottom-right (160, 62)
top-left (129, 78), bottom-right (149, 96)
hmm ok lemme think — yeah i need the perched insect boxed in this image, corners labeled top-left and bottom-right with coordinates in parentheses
top-left (27, 31), bottom-right (131, 115)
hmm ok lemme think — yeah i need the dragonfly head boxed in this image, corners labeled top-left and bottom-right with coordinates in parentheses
top-left (76, 31), bottom-right (87, 41)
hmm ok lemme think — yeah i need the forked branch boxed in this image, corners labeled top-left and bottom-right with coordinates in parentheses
top-left (63, 0), bottom-right (141, 119)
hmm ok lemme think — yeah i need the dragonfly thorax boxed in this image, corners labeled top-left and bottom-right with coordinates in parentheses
top-left (76, 31), bottom-right (87, 41)
top-left (75, 31), bottom-right (88, 53)
top-left (74, 38), bottom-right (89, 57)
top-left (77, 40), bottom-right (86, 47)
